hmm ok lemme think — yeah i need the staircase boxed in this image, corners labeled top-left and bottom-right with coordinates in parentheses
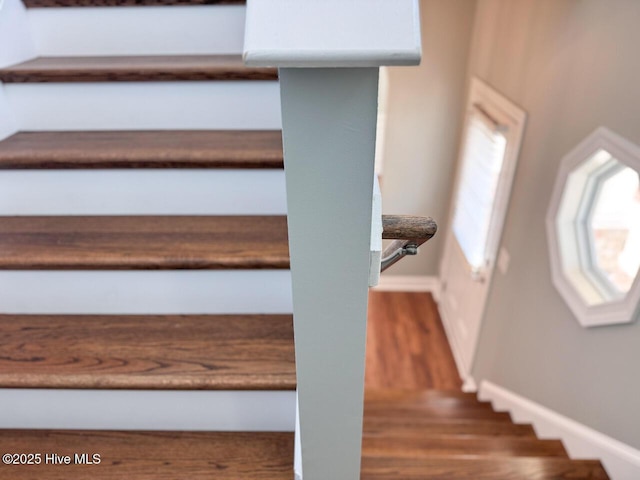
top-left (0, 0), bottom-right (612, 478)
top-left (0, 0), bottom-right (294, 476)
top-left (361, 390), bottom-right (609, 479)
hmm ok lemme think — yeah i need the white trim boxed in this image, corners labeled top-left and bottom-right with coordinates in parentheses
top-left (479, 381), bottom-right (640, 480)
top-left (437, 298), bottom-right (475, 389)
top-left (0, 389), bottom-right (295, 431)
top-left (461, 376), bottom-right (477, 393)
top-left (369, 176), bottom-right (383, 287)
top-left (244, 0), bottom-right (421, 67)
top-left (374, 275), bottom-right (440, 294)
top-left (546, 127), bottom-right (640, 327)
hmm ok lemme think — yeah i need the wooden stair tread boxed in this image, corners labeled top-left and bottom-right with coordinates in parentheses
top-left (365, 389), bottom-right (510, 421)
top-left (0, 430), bottom-right (293, 479)
top-left (363, 417), bottom-right (537, 437)
top-left (366, 390), bottom-right (493, 410)
top-left (0, 55), bottom-right (277, 83)
top-left (0, 216), bottom-right (289, 270)
top-left (24, 0), bottom-right (245, 7)
top-left (361, 457), bottom-right (609, 479)
top-left (0, 314), bottom-right (295, 390)
top-left (365, 389), bottom-right (487, 403)
top-left (364, 404), bottom-right (512, 422)
top-left (0, 131), bottom-right (283, 169)
top-left (362, 436), bottom-right (567, 458)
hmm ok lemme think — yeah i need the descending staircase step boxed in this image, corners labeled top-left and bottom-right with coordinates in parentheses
top-left (362, 436), bottom-right (567, 458)
top-left (0, 430), bottom-right (293, 479)
top-left (0, 216), bottom-right (289, 270)
top-left (0, 55), bottom-right (277, 83)
top-left (366, 389), bottom-right (487, 403)
top-left (365, 389), bottom-right (511, 421)
top-left (366, 389), bottom-right (494, 409)
top-left (364, 404), bottom-right (512, 422)
top-left (0, 314), bottom-right (295, 390)
top-left (363, 417), bottom-right (537, 438)
top-left (360, 457), bottom-right (609, 479)
top-left (0, 131), bottom-right (283, 169)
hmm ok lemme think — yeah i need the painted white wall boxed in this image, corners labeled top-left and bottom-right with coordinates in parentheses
top-left (379, 0), bottom-right (477, 276)
top-left (468, 0), bottom-right (640, 452)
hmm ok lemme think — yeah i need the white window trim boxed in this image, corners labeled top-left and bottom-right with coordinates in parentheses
top-left (546, 127), bottom-right (640, 327)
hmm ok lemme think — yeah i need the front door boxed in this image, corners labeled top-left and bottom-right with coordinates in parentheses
top-left (439, 78), bottom-right (526, 380)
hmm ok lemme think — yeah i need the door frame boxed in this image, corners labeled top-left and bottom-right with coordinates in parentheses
top-left (439, 77), bottom-right (527, 386)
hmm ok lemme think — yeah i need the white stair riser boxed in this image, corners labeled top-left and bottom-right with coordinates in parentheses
top-left (0, 170), bottom-right (286, 215)
top-left (0, 271), bottom-right (292, 314)
top-left (4, 81), bottom-right (282, 131)
top-left (0, 88), bottom-right (18, 141)
top-left (28, 5), bottom-right (245, 56)
top-left (0, 0), bottom-right (36, 69)
top-left (0, 389), bottom-right (295, 431)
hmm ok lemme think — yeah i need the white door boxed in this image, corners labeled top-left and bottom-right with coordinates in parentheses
top-left (440, 78), bottom-right (526, 381)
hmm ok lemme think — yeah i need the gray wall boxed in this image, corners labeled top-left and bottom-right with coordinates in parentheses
top-left (469, 0), bottom-right (640, 448)
top-left (379, 0), bottom-right (476, 276)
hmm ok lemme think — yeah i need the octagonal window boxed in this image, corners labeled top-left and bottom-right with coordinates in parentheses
top-left (547, 128), bottom-right (640, 327)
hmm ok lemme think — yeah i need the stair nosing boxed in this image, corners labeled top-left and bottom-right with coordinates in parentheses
top-left (0, 131), bottom-right (284, 170)
top-left (0, 55), bottom-right (278, 83)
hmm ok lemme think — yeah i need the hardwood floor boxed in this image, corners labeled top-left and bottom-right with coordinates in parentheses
top-left (362, 292), bottom-right (610, 479)
top-left (365, 291), bottom-right (461, 390)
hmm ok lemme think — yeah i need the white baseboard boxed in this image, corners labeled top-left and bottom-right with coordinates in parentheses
top-left (374, 275), bottom-right (440, 294)
top-left (479, 381), bottom-right (640, 480)
top-left (436, 298), bottom-right (476, 391)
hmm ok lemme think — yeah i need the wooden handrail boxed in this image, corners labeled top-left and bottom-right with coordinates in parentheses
top-left (382, 214), bottom-right (437, 242)
top-left (381, 215), bottom-right (437, 272)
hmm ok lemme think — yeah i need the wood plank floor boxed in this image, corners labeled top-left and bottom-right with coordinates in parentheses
top-left (365, 291), bottom-right (461, 390)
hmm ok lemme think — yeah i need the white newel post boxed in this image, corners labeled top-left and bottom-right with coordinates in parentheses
top-left (244, 2), bottom-right (421, 479)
